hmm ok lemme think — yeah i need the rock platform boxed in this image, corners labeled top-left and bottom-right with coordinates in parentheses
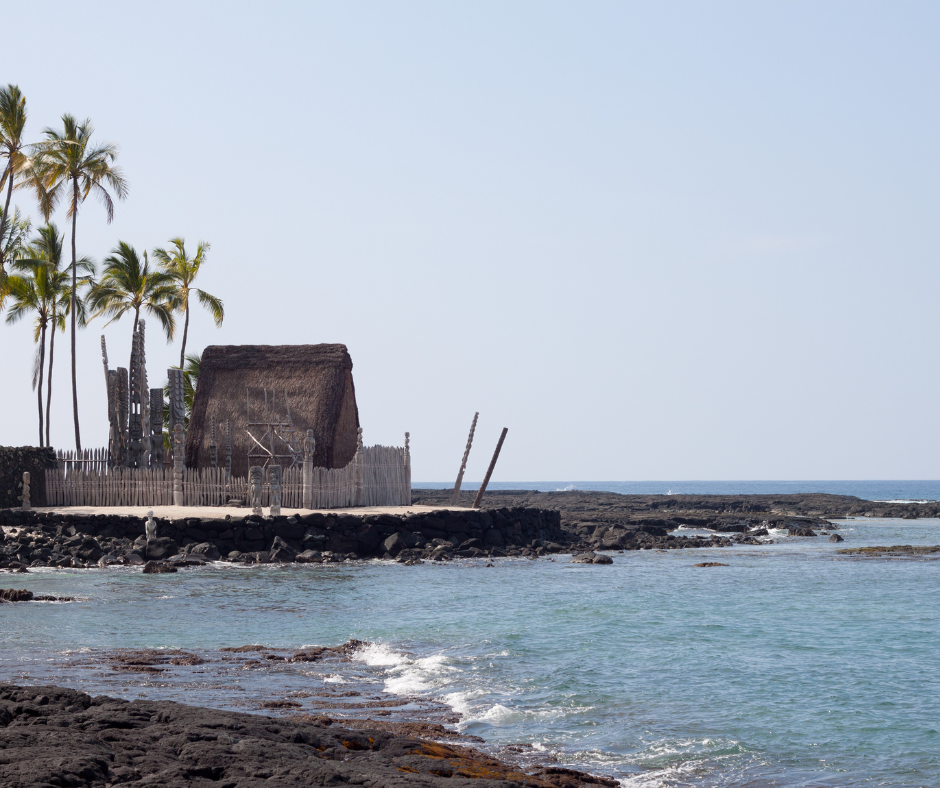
top-left (0, 683), bottom-right (617, 787)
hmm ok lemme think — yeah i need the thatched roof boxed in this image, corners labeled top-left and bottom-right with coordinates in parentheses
top-left (186, 344), bottom-right (360, 477)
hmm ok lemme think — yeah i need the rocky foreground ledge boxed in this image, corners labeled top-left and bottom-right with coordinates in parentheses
top-left (0, 684), bottom-right (616, 787)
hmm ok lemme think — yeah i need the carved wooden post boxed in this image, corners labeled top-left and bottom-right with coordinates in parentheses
top-left (149, 388), bottom-right (165, 468)
top-left (224, 419), bottom-right (232, 482)
top-left (138, 321), bottom-right (152, 469)
top-left (404, 432), bottom-right (411, 506)
top-left (172, 423), bottom-right (185, 506)
top-left (249, 466), bottom-right (264, 516)
top-left (168, 368), bottom-right (186, 470)
top-left (268, 465), bottom-right (282, 517)
top-left (21, 472), bottom-right (30, 511)
top-left (472, 428), bottom-right (508, 509)
top-left (452, 412), bottom-right (478, 506)
top-left (209, 422), bottom-right (218, 468)
top-left (355, 427), bottom-right (364, 507)
top-left (127, 326), bottom-right (143, 468)
top-left (302, 429), bottom-right (315, 509)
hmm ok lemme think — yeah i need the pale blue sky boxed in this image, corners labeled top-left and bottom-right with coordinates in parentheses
top-left (1, 1), bottom-right (938, 481)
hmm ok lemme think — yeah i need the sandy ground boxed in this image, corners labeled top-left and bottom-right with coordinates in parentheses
top-left (30, 504), bottom-right (472, 521)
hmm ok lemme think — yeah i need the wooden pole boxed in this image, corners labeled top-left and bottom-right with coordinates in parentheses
top-left (452, 412), bottom-right (478, 507)
top-left (472, 427), bottom-right (507, 509)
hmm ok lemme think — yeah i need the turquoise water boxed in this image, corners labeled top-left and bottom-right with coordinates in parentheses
top-left (1, 519), bottom-right (938, 786)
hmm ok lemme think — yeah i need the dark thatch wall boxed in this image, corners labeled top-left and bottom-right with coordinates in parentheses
top-left (186, 345), bottom-right (360, 477)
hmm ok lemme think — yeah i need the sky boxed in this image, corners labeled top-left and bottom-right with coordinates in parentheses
top-left (1, 1), bottom-right (939, 482)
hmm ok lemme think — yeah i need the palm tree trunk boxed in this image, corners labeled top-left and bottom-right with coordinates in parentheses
top-left (0, 160), bottom-right (13, 270)
top-left (70, 177), bottom-right (81, 453)
top-left (180, 299), bottom-right (190, 368)
top-left (46, 321), bottom-right (56, 447)
top-left (37, 321), bottom-right (47, 447)
top-left (132, 307), bottom-right (139, 339)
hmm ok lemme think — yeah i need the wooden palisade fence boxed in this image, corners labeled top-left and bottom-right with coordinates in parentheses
top-left (46, 440), bottom-right (411, 509)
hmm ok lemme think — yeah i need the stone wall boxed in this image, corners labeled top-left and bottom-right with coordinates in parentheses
top-left (0, 506), bottom-right (566, 567)
top-left (0, 447), bottom-right (57, 509)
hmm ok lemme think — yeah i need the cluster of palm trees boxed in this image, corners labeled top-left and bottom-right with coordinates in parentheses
top-left (0, 84), bottom-right (224, 451)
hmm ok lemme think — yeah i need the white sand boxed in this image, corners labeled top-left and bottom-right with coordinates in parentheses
top-left (30, 504), bottom-right (472, 521)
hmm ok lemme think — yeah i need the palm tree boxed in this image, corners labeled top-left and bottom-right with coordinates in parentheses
top-left (0, 85), bottom-right (28, 274)
top-left (153, 238), bottom-right (223, 367)
top-left (13, 223), bottom-right (93, 446)
top-left (0, 205), bottom-right (30, 309)
top-left (29, 115), bottom-right (128, 452)
top-left (87, 241), bottom-right (175, 343)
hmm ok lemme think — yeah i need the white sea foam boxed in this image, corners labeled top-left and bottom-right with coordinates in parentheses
top-left (322, 674), bottom-right (346, 684)
top-left (352, 642), bottom-right (409, 668)
top-left (353, 644), bottom-right (457, 696)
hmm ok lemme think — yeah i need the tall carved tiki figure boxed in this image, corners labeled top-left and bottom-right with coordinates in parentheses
top-left (224, 420), bottom-right (232, 481)
top-left (268, 465), bottom-right (282, 517)
top-left (149, 388), bottom-right (165, 467)
top-left (302, 429), bottom-right (316, 509)
top-left (168, 368), bottom-right (187, 470)
top-left (249, 466), bottom-right (264, 516)
top-left (137, 322), bottom-right (152, 469)
top-left (127, 326), bottom-right (143, 468)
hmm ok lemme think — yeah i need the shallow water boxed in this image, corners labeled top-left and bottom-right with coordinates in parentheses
top-left (1, 519), bottom-right (938, 787)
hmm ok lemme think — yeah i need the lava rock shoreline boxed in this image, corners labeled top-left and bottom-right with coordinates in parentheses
top-left (0, 683), bottom-right (618, 787)
top-left (0, 489), bottom-right (875, 571)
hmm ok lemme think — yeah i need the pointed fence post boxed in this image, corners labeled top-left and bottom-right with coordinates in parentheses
top-left (303, 429), bottom-right (316, 509)
top-left (472, 428), bottom-right (508, 509)
top-left (452, 412), bottom-right (478, 506)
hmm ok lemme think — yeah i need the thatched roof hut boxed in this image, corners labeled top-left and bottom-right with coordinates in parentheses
top-left (186, 344), bottom-right (360, 477)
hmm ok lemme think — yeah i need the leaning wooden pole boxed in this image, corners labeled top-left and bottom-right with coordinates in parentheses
top-left (472, 427), bottom-right (507, 509)
top-left (452, 411), bottom-right (479, 506)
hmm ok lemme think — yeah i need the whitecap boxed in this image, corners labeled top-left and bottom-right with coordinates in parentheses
top-left (352, 642), bottom-right (409, 668)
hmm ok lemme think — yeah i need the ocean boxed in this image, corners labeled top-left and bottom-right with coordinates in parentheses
top-left (1, 516), bottom-right (938, 786)
top-left (418, 480), bottom-right (940, 501)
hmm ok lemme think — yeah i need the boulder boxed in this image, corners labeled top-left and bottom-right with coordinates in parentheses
top-left (295, 549), bottom-right (321, 563)
top-left (0, 588), bottom-right (33, 602)
top-left (570, 551), bottom-right (612, 564)
top-left (829, 534), bottom-right (844, 542)
top-left (269, 536), bottom-right (296, 563)
top-left (142, 561), bottom-right (178, 574)
top-left (382, 533), bottom-right (406, 556)
top-left (786, 524), bottom-right (817, 537)
top-left (189, 542), bottom-right (221, 561)
top-left (144, 537), bottom-right (179, 560)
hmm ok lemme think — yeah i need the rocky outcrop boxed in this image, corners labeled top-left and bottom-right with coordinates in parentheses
top-left (0, 684), bottom-right (614, 787)
top-left (570, 552), bottom-right (613, 565)
top-left (836, 545), bottom-right (940, 557)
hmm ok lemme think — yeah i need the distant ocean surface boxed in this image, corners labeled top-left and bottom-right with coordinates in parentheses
top-left (416, 480), bottom-right (940, 501)
top-left (2, 519), bottom-right (938, 787)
